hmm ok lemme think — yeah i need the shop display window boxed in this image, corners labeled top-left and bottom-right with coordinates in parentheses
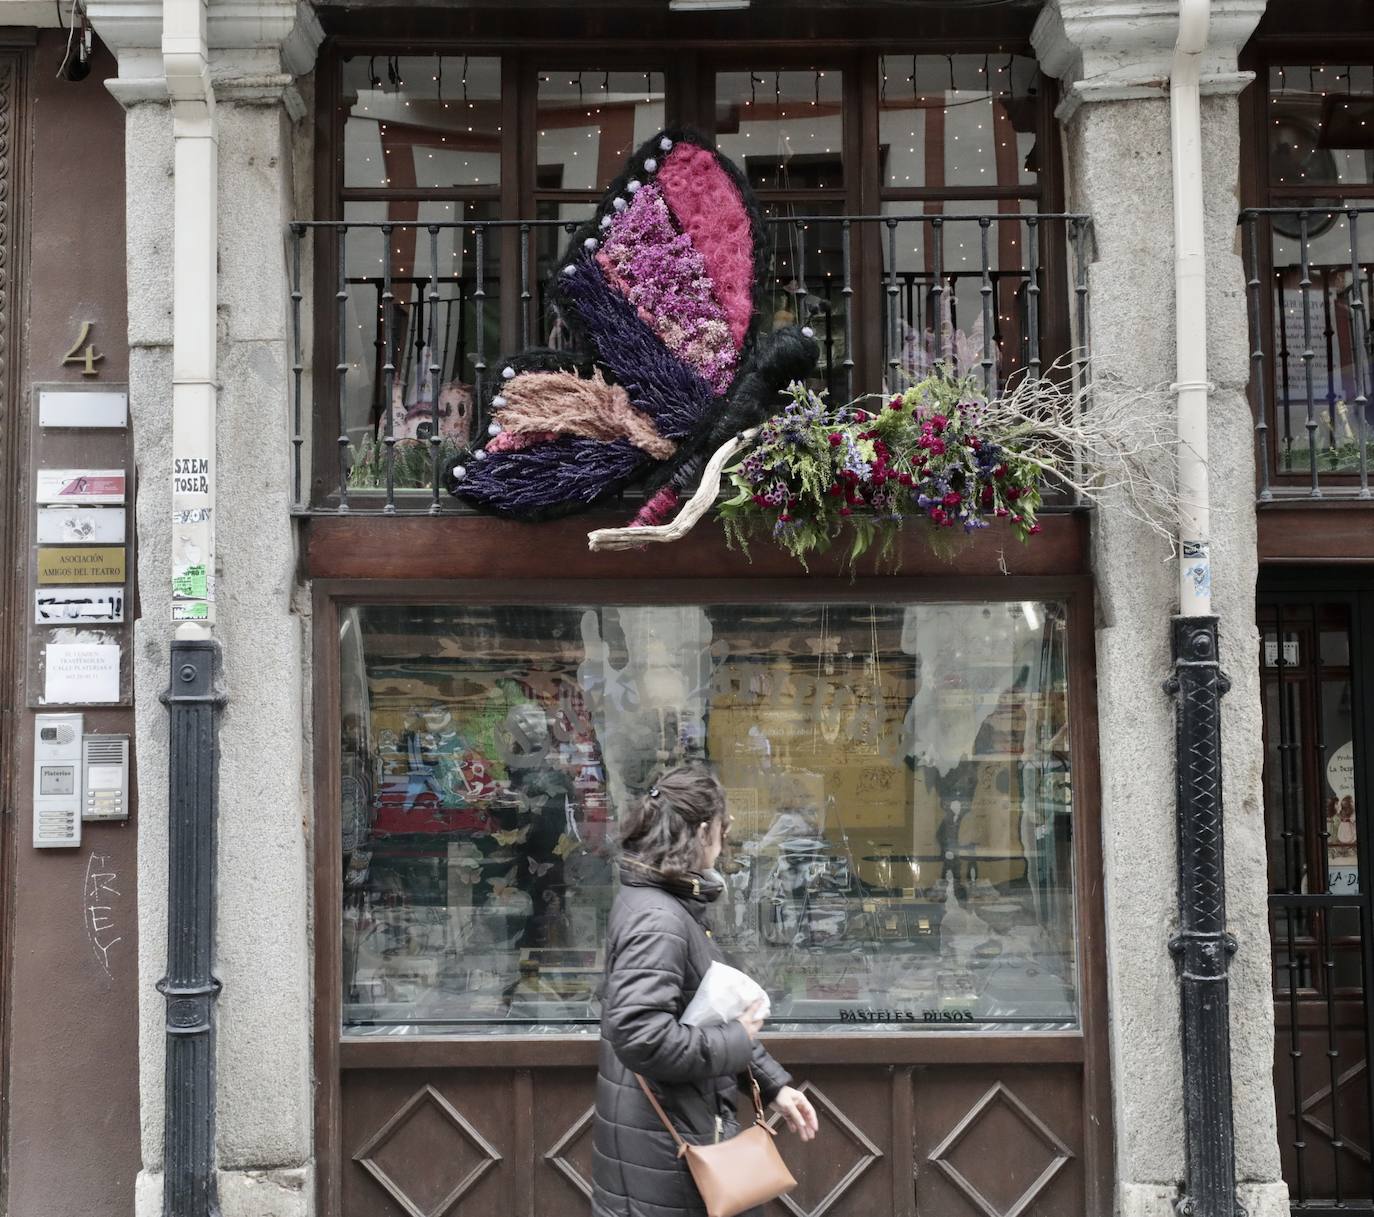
top-left (339, 600), bottom-right (1077, 1034)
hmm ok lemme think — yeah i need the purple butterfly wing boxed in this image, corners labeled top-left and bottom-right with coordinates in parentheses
top-left (451, 130), bottom-right (764, 520)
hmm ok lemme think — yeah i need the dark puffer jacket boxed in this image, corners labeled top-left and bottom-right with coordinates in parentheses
top-left (591, 862), bottom-right (792, 1217)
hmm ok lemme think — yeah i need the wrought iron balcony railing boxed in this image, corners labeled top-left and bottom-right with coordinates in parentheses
top-left (1240, 205), bottom-right (1374, 503)
top-left (286, 212), bottom-right (1092, 516)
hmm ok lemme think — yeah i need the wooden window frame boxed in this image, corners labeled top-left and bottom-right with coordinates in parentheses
top-left (1239, 35), bottom-right (1374, 494)
top-left (310, 33), bottom-right (1063, 508)
top-left (312, 569), bottom-right (1111, 1217)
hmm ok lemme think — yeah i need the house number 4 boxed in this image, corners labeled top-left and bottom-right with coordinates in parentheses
top-left (62, 322), bottom-right (105, 377)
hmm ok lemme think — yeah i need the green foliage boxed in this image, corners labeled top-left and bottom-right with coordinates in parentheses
top-left (717, 372), bottom-right (1050, 569)
top-left (347, 434), bottom-right (467, 491)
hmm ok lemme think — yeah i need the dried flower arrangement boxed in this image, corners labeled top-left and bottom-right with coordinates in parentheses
top-left (717, 373), bottom-right (1045, 566)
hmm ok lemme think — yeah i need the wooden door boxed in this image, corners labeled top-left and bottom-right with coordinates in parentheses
top-left (335, 1043), bottom-right (1092, 1217)
top-left (1261, 588), bottom-right (1374, 1212)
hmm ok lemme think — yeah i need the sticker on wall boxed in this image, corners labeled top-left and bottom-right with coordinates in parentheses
top-left (38, 390), bottom-right (128, 429)
top-left (43, 641), bottom-right (120, 705)
top-left (35, 587), bottom-right (125, 625)
top-left (171, 499), bottom-right (211, 622)
top-left (35, 469), bottom-right (125, 505)
top-left (36, 506), bottom-right (126, 545)
top-left (36, 546), bottom-right (126, 585)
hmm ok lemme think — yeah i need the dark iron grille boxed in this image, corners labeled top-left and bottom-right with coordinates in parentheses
top-left (1261, 597), bottom-right (1374, 1212)
top-left (1241, 207), bottom-right (1374, 503)
top-left (288, 212), bottom-right (1091, 516)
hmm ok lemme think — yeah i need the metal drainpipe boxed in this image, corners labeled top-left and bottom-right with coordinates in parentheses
top-left (1165, 2), bottom-right (1241, 1215)
top-left (157, 1), bottom-right (223, 1214)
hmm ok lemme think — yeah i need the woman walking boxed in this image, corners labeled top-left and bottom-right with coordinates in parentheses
top-left (592, 764), bottom-right (818, 1217)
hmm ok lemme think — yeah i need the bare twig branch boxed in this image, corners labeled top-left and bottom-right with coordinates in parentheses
top-left (985, 356), bottom-right (1185, 553)
top-left (588, 427), bottom-right (760, 551)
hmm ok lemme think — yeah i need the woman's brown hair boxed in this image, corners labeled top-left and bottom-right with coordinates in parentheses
top-left (618, 763), bottom-right (726, 877)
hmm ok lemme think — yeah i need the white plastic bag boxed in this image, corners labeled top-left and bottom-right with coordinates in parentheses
top-left (680, 961), bottom-right (771, 1027)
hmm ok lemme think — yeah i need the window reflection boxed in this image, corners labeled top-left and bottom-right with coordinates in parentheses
top-left (342, 55), bottom-right (503, 190)
top-left (716, 69), bottom-right (845, 191)
top-left (1268, 209), bottom-right (1374, 474)
top-left (1269, 65), bottom-right (1374, 190)
top-left (337, 202), bottom-right (500, 491)
top-left (878, 54), bottom-right (1040, 190)
top-left (880, 201), bottom-right (1042, 392)
top-left (341, 601), bottom-right (1077, 1034)
top-left (536, 70), bottom-right (667, 193)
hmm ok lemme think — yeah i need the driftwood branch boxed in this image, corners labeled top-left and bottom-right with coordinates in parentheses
top-left (587, 427), bottom-right (760, 551)
top-left (586, 358), bottom-right (1187, 553)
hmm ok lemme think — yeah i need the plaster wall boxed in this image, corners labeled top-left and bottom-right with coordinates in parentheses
top-left (3, 36), bottom-right (141, 1217)
top-left (1067, 89), bottom-right (1285, 1216)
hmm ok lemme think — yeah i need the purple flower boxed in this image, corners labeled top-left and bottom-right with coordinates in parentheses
top-left (598, 185), bottom-right (738, 393)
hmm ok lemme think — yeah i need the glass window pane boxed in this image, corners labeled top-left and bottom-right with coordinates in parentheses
top-left (342, 55), bottom-right (502, 190)
top-left (1322, 676), bottom-right (1359, 893)
top-left (1268, 207), bottom-right (1374, 475)
top-left (880, 200), bottom-right (1042, 392)
top-left (1264, 671), bottom-right (1307, 894)
top-left (341, 600), bottom-right (1078, 1034)
top-left (716, 68), bottom-right (845, 190)
top-left (339, 201), bottom-right (500, 491)
top-left (878, 54), bottom-right (1040, 190)
top-left (536, 70), bottom-right (666, 193)
top-left (756, 202), bottom-right (847, 398)
top-left (1269, 64), bottom-right (1374, 189)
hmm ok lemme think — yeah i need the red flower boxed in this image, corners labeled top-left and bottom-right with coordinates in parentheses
top-left (889, 398), bottom-right (904, 411)
top-left (898, 473), bottom-right (915, 488)
top-left (1011, 514), bottom-right (1023, 524)
top-left (969, 437), bottom-right (982, 451)
top-left (927, 438), bottom-right (946, 456)
top-left (995, 507), bottom-right (1010, 518)
top-left (931, 414), bottom-right (948, 433)
top-left (1028, 523), bottom-right (1043, 535)
top-left (839, 507), bottom-right (853, 517)
top-left (1006, 487), bottom-right (1021, 501)
top-left (752, 494), bottom-right (767, 506)
top-left (854, 410), bottom-right (869, 422)
top-left (942, 492), bottom-right (962, 507)
top-left (779, 513), bottom-right (792, 522)
top-left (993, 464), bottom-right (1008, 479)
top-left (929, 507), bottom-right (948, 526)
top-left (828, 484), bottom-right (843, 497)
top-left (980, 487), bottom-right (994, 507)
top-left (828, 433), bottom-right (843, 447)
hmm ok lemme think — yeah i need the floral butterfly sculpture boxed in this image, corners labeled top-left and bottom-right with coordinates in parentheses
top-left (447, 129), bottom-right (819, 535)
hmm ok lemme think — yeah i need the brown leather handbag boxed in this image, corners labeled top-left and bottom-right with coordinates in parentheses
top-left (634, 1072), bottom-right (798, 1217)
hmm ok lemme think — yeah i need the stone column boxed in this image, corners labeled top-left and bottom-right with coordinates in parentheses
top-left (1031, 4), bottom-right (1281, 1215)
top-left (89, 4), bottom-right (321, 1215)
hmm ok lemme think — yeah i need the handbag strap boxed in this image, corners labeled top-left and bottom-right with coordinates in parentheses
top-left (634, 1068), bottom-right (771, 1155)
top-left (634, 1073), bottom-right (689, 1156)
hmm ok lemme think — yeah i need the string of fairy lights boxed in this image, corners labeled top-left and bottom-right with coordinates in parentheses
top-left (1270, 63), bottom-right (1374, 186)
top-left (338, 52), bottom-right (1048, 408)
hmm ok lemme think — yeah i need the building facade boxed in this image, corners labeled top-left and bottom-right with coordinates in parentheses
top-left (2, 1), bottom-right (1371, 1215)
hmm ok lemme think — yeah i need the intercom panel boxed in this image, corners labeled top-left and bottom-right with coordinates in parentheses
top-left (33, 712), bottom-right (82, 847)
top-left (82, 734), bottom-right (129, 822)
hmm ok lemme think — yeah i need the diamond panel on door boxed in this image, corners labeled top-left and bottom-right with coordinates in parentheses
top-left (343, 1070), bottom-right (516, 1217)
top-left (914, 1068), bottom-right (1084, 1217)
top-left (353, 1084), bottom-right (502, 1217)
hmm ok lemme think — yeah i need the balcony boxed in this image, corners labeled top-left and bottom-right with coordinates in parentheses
top-left (286, 211), bottom-right (1093, 517)
top-left (1241, 205), bottom-right (1374, 503)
